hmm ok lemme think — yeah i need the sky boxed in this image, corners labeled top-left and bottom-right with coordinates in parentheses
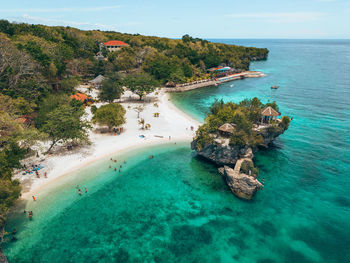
top-left (1, 0), bottom-right (350, 39)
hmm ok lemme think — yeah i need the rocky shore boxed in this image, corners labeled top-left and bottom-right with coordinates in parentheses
top-left (192, 116), bottom-right (289, 200)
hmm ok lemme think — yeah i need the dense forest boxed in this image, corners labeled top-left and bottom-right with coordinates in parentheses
top-left (0, 19), bottom-right (268, 241)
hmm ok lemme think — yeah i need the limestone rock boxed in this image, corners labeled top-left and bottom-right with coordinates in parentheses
top-left (219, 166), bottom-right (262, 200)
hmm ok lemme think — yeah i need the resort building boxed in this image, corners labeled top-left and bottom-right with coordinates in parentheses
top-left (261, 106), bottom-right (281, 123)
top-left (103, 40), bottom-right (129, 52)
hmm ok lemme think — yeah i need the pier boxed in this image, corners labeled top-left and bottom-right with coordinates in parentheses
top-left (165, 71), bottom-right (265, 92)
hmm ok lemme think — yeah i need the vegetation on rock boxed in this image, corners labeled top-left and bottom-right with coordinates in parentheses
top-left (195, 98), bottom-right (289, 151)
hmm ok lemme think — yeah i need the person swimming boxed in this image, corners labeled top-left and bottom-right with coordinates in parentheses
top-left (78, 189), bottom-right (82, 195)
top-left (85, 187), bottom-right (87, 193)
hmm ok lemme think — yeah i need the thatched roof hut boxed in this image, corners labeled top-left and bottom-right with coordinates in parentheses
top-left (261, 106), bottom-right (280, 117)
top-left (218, 123), bottom-right (235, 135)
top-left (89, 75), bottom-right (105, 86)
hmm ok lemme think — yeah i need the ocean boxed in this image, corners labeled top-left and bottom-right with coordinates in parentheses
top-left (3, 39), bottom-right (350, 263)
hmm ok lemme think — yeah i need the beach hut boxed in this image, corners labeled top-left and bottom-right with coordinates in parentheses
top-left (261, 106), bottom-right (281, 123)
top-left (218, 123), bottom-right (235, 137)
top-left (89, 75), bottom-right (105, 88)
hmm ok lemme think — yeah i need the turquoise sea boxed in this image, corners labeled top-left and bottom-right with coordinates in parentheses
top-left (3, 40), bottom-right (350, 263)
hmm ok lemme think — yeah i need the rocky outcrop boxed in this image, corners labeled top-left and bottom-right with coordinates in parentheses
top-left (191, 123), bottom-right (286, 166)
top-left (191, 140), bottom-right (250, 166)
top-left (258, 125), bottom-right (285, 147)
top-left (219, 166), bottom-right (262, 200)
top-left (0, 251), bottom-right (8, 263)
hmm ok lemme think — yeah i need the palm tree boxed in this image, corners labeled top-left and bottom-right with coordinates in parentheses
top-left (138, 118), bottom-right (145, 129)
top-left (134, 105), bottom-right (144, 118)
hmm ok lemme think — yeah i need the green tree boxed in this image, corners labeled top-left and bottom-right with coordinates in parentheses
top-left (99, 75), bottom-right (124, 103)
top-left (92, 103), bottom-right (126, 130)
top-left (41, 104), bottom-right (91, 153)
top-left (123, 73), bottom-right (158, 100)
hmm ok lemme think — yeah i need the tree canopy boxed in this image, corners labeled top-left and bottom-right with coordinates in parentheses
top-left (41, 103), bottom-right (91, 152)
top-left (99, 74), bottom-right (124, 103)
top-left (123, 73), bottom-right (158, 100)
top-left (92, 103), bottom-right (126, 130)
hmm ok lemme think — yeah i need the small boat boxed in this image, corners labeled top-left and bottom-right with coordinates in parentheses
top-left (271, 85), bottom-right (279, 89)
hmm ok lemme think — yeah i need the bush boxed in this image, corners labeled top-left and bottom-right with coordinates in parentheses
top-left (91, 105), bottom-right (97, 114)
top-left (281, 116), bottom-right (290, 129)
top-left (240, 160), bottom-right (259, 176)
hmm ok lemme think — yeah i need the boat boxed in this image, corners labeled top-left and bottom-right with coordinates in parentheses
top-left (271, 85), bottom-right (279, 89)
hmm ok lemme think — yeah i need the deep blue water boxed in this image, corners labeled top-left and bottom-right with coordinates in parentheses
top-left (4, 40), bottom-right (350, 263)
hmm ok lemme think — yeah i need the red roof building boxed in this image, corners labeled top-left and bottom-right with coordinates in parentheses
top-left (103, 40), bottom-right (129, 51)
top-left (70, 93), bottom-right (90, 103)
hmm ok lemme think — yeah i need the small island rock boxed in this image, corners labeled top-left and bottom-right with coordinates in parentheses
top-left (219, 166), bottom-right (262, 200)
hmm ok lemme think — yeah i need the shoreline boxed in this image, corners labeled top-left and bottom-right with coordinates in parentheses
top-left (165, 71), bottom-right (265, 92)
top-left (16, 90), bottom-right (201, 201)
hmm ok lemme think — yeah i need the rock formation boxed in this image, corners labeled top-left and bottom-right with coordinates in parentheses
top-left (191, 124), bottom-right (285, 166)
top-left (219, 166), bottom-right (262, 200)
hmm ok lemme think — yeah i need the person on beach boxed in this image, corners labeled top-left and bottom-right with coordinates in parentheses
top-left (120, 165), bottom-right (122, 168)
top-left (169, 136), bottom-right (171, 140)
top-left (44, 172), bottom-right (47, 178)
top-left (109, 165), bottom-right (112, 168)
top-left (32, 196), bottom-right (36, 201)
top-left (35, 170), bottom-right (39, 178)
top-left (28, 211), bottom-right (33, 219)
top-left (78, 189), bottom-right (82, 195)
top-left (114, 160), bottom-right (117, 163)
top-left (85, 187), bottom-right (87, 193)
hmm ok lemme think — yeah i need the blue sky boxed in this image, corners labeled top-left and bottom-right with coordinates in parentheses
top-left (1, 0), bottom-right (349, 39)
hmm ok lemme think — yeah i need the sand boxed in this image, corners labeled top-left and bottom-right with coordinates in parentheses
top-left (15, 89), bottom-right (201, 200)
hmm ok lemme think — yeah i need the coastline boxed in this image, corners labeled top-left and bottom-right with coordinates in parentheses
top-left (165, 71), bottom-right (265, 92)
top-left (15, 90), bottom-right (201, 200)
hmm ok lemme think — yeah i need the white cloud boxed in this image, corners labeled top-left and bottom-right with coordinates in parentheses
top-left (226, 12), bottom-right (325, 23)
top-left (0, 5), bottom-right (121, 13)
top-left (21, 14), bottom-right (116, 30)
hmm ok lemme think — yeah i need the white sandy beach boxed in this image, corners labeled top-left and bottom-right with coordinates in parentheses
top-left (15, 89), bottom-right (201, 200)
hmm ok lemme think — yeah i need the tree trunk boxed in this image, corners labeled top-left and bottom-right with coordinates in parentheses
top-left (46, 140), bottom-right (57, 154)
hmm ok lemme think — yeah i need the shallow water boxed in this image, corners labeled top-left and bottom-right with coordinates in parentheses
top-left (4, 40), bottom-right (350, 262)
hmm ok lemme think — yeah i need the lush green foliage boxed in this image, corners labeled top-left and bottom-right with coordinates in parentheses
top-left (123, 73), bottom-right (158, 100)
top-left (195, 98), bottom-right (284, 150)
top-left (41, 103), bottom-right (91, 152)
top-left (240, 160), bottom-right (259, 176)
top-left (99, 74), bottom-right (124, 102)
top-left (92, 103), bottom-right (126, 130)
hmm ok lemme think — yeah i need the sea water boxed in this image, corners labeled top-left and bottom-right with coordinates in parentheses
top-left (4, 40), bottom-right (350, 262)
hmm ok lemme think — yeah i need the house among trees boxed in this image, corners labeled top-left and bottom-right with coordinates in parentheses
top-left (103, 40), bottom-right (129, 52)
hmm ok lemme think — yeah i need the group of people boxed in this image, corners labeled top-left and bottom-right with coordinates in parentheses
top-left (109, 158), bottom-right (126, 173)
top-left (77, 185), bottom-right (88, 195)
